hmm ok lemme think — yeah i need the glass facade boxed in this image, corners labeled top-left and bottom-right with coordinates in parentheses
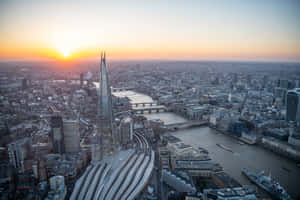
top-left (286, 91), bottom-right (299, 122)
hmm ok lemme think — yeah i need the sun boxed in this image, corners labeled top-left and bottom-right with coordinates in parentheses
top-left (61, 48), bottom-right (70, 58)
top-left (57, 45), bottom-right (72, 58)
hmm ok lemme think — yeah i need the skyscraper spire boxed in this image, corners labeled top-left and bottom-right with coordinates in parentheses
top-left (98, 51), bottom-right (114, 159)
top-left (98, 52), bottom-right (112, 121)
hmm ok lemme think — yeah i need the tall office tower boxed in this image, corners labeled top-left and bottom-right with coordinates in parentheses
top-left (80, 73), bottom-right (84, 87)
top-left (98, 52), bottom-right (114, 159)
top-left (8, 138), bottom-right (32, 172)
top-left (262, 75), bottom-right (268, 88)
top-left (28, 74), bottom-right (31, 86)
top-left (22, 78), bottom-right (27, 89)
top-left (63, 120), bottom-right (80, 153)
top-left (120, 117), bottom-right (133, 146)
top-left (50, 115), bottom-right (65, 154)
top-left (286, 88), bottom-right (300, 122)
top-left (232, 73), bottom-right (237, 84)
top-left (295, 80), bottom-right (300, 88)
top-left (276, 80), bottom-right (295, 107)
top-left (279, 79), bottom-right (289, 89)
top-left (247, 74), bottom-right (252, 85)
top-left (278, 79), bottom-right (294, 89)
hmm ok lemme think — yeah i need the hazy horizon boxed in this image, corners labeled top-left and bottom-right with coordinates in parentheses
top-left (1, 0), bottom-right (300, 62)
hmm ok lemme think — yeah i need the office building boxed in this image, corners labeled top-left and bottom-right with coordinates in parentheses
top-left (8, 138), bottom-right (32, 172)
top-left (98, 52), bottom-right (115, 159)
top-left (263, 75), bottom-right (268, 88)
top-left (120, 117), bottom-right (133, 146)
top-left (286, 88), bottom-right (300, 122)
top-left (278, 79), bottom-right (294, 90)
top-left (46, 175), bottom-right (67, 200)
top-left (80, 73), bottom-right (84, 87)
top-left (232, 73), bottom-right (237, 84)
top-left (22, 78), bottom-right (27, 89)
top-left (50, 115), bottom-right (65, 154)
top-left (63, 120), bottom-right (80, 153)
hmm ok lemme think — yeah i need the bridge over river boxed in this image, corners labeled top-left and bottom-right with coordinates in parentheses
top-left (165, 120), bottom-right (208, 130)
top-left (132, 105), bottom-right (168, 114)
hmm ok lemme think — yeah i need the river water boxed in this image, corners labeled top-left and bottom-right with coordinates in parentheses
top-left (113, 91), bottom-right (187, 125)
top-left (113, 91), bottom-right (300, 199)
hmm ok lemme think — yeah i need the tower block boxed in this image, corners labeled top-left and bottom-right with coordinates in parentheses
top-left (98, 52), bottom-right (115, 159)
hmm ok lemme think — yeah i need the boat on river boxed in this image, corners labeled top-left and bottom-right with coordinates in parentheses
top-left (281, 166), bottom-right (291, 173)
top-left (216, 143), bottom-right (233, 153)
top-left (242, 168), bottom-right (293, 200)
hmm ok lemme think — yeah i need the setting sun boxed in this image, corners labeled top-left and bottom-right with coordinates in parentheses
top-left (61, 48), bottom-right (70, 58)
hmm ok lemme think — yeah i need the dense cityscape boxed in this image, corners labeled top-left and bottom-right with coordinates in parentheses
top-left (1, 0), bottom-right (300, 199)
top-left (0, 58), bottom-right (300, 200)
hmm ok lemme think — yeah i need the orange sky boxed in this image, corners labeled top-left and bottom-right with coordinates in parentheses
top-left (1, 0), bottom-right (300, 62)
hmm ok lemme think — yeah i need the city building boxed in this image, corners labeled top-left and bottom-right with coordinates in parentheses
top-left (119, 117), bottom-right (133, 146)
top-left (158, 147), bottom-right (171, 170)
top-left (63, 120), bottom-right (80, 153)
top-left (98, 52), bottom-right (115, 159)
top-left (262, 75), bottom-right (268, 88)
top-left (8, 138), bottom-right (32, 172)
top-left (22, 78), bottom-right (27, 89)
top-left (274, 87), bottom-right (287, 107)
top-left (80, 73), bottom-right (84, 87)
top-left (278, 79), bottom-right (294, 89)
top-left (228, 120), bottom-right (248, 137)
top-left (288, 135), bottom-right (300, 150)
top-left (45, 175), bottom-right (67, 200)
top-left (50, 115), bottom-right (65, 154)
top-left (186, 106), bottom-right (207, 120)
top-left (286, 88), bottom-right (300, 122)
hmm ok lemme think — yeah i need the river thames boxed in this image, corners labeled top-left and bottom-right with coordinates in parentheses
top-left (113, 90), bottom-right (300, 199)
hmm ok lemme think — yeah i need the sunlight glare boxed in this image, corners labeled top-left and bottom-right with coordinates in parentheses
top-left (61, 48), bottom-right (70, 58)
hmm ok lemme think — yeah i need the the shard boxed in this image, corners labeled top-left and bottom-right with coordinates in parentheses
top-left (70, 53), bottom-right (155, 200)
top-left (98, 52), bottom-right (114, 159)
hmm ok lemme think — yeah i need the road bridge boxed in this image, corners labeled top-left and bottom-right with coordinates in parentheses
top-left (111, 87), bottom-right (135, 92)
top-left (130, 102), bottom-right (158, 107)
top-left (132, 105), bottom-right (167, 114)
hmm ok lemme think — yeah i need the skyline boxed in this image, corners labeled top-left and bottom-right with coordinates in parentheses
top-left (1, 0), bottom-right (300, 62)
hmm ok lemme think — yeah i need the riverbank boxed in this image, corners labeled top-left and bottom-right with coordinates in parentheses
top-left (209, 125), bottom-right (300, 162)
top-left (112, 90), bottom-right (300, 199)
top-left (171, 127), bottom-right (300, 199)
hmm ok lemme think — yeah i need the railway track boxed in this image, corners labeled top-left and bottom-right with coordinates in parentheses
top-left (70, 131), bottom-right (154, 200)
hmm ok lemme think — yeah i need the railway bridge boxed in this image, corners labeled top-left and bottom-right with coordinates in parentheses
top-left (111, 87), bottom-right (135, 93)
top-left (132, 105), bottom-right (168, 114)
